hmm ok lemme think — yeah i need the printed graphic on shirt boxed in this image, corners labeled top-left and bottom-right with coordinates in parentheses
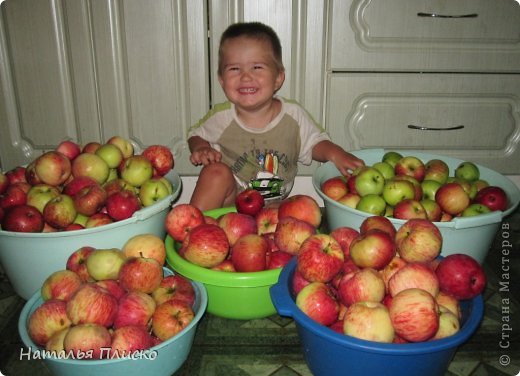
top-left (249, 151), bottom-right (284, 200)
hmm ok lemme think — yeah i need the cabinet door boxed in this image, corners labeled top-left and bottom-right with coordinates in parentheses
top-left (329, 0), bottom-right (520, 72)
top-left (325, 73), bottom-right (520, 174)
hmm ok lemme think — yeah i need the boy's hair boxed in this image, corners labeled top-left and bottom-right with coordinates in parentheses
top-left (218, 22), bottom-right (284, 75)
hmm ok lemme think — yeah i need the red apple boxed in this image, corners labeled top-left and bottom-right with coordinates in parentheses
top-left (42, 194), bottom-right (77, 229)
top-left (274, 216), bottom-right (316, 255)
top-left (435, 253), bottom-right (486, 300)
top-left (151, 299), bottom-right (195, 341)
top-left (28, 299), bottom-right (72, 346)
top-left (266, 250), bottom-right (293, 269)
top-left (1, 204), bottom-right (44, 232)
top-left (297, 234), bottom-right (344, 283)
top-left (118, 257), bottom-right (163, 294)
top-left (122, 233), bottom-right (166, 266)
top-left (394, 156), bottom-right (426, 182)
top-left (113, 291), bottom-right (157, 328)
top-left (63, 175), bottom-right (98, 196)
top-left (329, 226), bottom-right (359, 258)
top-left (102, 178), bottom-right (137, 197)
top-left (291, 268), bottom-right (311, 296)
top-left (337, 268), bottom-right (385, 307)
top-left (321, 176), bottom-right (348, 201)
top-left (33, 151), bottom-right (72, 186)
top-left (435, 182), bottom-right (470, 215)
top-left (349, 229), bottom-right (395, 270)
top-left (56, 140), bottom-right (81, 161)
top-left (218, 212), bottom-right (257, 246)
top-left (165, 203), bottom-right (205, 242)
top-left (151, 274), bottom-right (195, 306)
top-left (393, 199), bottom-right (427, 220)
top-left (388, 262), bottom-right (440, 298)
top-left (424, 159), bottom-right (450, 184)
top-left (256, 206), bottom-right (279, 235)
top-left (41, 270), bottom-right (83, 301)
top-left (85, 212), bottom-right (113, 228)
top-left (380, 255), bottom-right (408, 289)
top-left (359, 216), bottom-right (396, 238)
top-left (345, 175), bottom-right (358, 195)
top-left (211, 259), bottom-right (236, 272)
top-left (0, 183), bottom-right (28, 209)
top-left (473, 185), bottom-right (508, 212)
top-left (235, 188), bottom-right (265, 217)
top-left (5, 166), bottom-right (27, 184)
top-left (66, 246), bottom-right (95, 282)
top-left (105, 189), bottom-right (141, 221)
top-left (182, 223), bottom-right (230, 268)
top-left (231, 233), bottom-right (269, 272)
top-left (95, 280), bottom-right (126, 301)
top-left (66, 283), bottom-right (119, 327)
top-left (296, 282), bottom-right (339, 326)
top-left (82, 141), bottom-right (102, 154)
top-left (72, 183), bottom-right (107, 217)
top-left (110, 325), bottom-right (154, 356)
top-left (278, 194), bottom-right (322, 228)
top-left (395, 218), bottom-right (442, 263)
top-left (63, 323), bottom-right (112, 359)
top-left (142, 144), bottom-right (174, 176)
top-left (343, 301), bottom-right (394, 343)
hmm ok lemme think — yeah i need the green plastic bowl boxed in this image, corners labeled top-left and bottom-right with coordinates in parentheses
top-left (165, 207), bottom-right (282, 320)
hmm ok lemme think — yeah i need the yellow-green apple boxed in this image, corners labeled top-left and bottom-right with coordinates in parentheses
top-left (291, 268), bottom-right (311, 295)
top-left (382, 151), bottom-right (403, 168)
top-left (42, 194), bottom-right (77, 229)
top-left (95, 279), bottom-right (126, 300)
top-left (297, 234), bottom-right (344, 283)
top-left (26, 184), bottom-right (60, 213)
top-left (274, 216), bottom-right (316, 255)
top-left (321, 176), bottom-right (348, 201)
top-left (72, 152), bottom-right (110, 184)
top-left (113, 291), bottom-right (156, 328)
top-left (389, 288), bottom-right (439, 342)
top-left (82, 141), bottom-right (101, 154)
top-left (420, 199), bottom-right (443, 222)
top-left (349, 229), bottom-right (395, 270)
top-left (165, 203), bottom-right (205, 242)
top-left (355, 194), bottom-right (386, 215)
top-left (343, 302), bottom-right (394, 343)
top-left (86, 248), bottom-right (127, 281)
top-left (431, 306), bottom-right (460, 340)
top-left (393, 175), bottom-right (423, 200)
top-left (354, 167), bottom-right (385, 197)
top-left (337, 193), bottom-right (361, 209)
top-left (28, 299), bottom-right (72, 346)
top-left (107, 136), bottom-right (134, 159)
top-left (123, 233), bottom-right (166, 266)
top-left (461, 203), bottom-right (491, 217)
top-left (138, 177), bottom-right (171, 207)
top-left (395, 218), bottom-right (442, 263)
top-left (63, 175), bottom-right (98, 197)
top-left (278, 194), bottom-right (322, 228)
top-left (151, 299), bottom-right (195, 341)
top-left (435, 182), bottom-right (470, 215)
top-left (472, 179), bottom-right (489, 193)
top-left (152, 274), bottom-right (195, 306)
top-left (45, 327), bottom-right (69, 353)
top-left (33, 151), bottom-right (72, 186)
top-left (73, 183), bottom-right (107, 216)
top-left (455, 161), bottom-right (480, 182)
top-left (63, 323), bottom-right (112, 359)
top-left (41, 270), bottom-right (83, 301)
top-left (235, 188), bottom-right (265, 216)
top-left (393, 199), bottom-right (427, 220)
top-left (143, 144), bottom-right (174, 177)
top-left (110, 325), bottom-right (154, 356)
top-left (95, 143), bottom-right (124, 169)
top-left (424, 159), bottom-right (449, 184)
top-left (380, 255), bottom-right (408, 289)
top-left (66, 246), bottom-right (95, 282)
top-left (0, 183), bottom-right (28, 209)
top-left (182, 223), bottom-right (230, 268)
top-left (105, 189), bottom-right (141, 221)
top-left (157, 176), bottom-right (173, 194)
top-left (66, 283), bottom-right (118, 326)
top-left (474, 186), bottom-right (508, 212)
top-left (435, 253), bottom-right (486, 300)
top-left (453, 178), bottom-right (477, 199)
top-left (382, 179), bottom-right (415, 206)
top-left (435, 291), bottom-right (461, 319)
top-left (337, 268), bottom-right (385, 307)
top-left (218, 212), bottom-right (257, 246)
top-left (266, 250), bottom-right (293, 269)
top-left (118, 257), bottom-right (163, 294)
top-left (388, 262), bottom-right (440, 298)
top-left (256, 206), bottom-right (279, 235)
top-left (5, 165), bottom-right (27, 184)
top-left (85, 212), bottom-right (113, 228)
top-left (372, 161), bottom-right (395, 180)
top-left (1, 204), bottom-right (44, 232)
top-left (0, 171), bottom-right (9, 194)
top-left (421, 179), bottom-right (442, 201)
top-left (296, 281), bottom-right (339, 326)
top-left (231, 233), bottom-right (269, 272)
top-left (394, 156), bottom-right (426, 182)
top-left (359, 215), bottom-right (396, 238)
top-left (56, 140), bottom-right (81, 161)
top-left (330, 226), bottom-right (359, 258)
top-left (120, 155), bottom-right (153, 187)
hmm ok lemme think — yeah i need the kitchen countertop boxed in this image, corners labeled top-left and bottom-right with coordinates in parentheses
top-left (0, 207), bottom-right (518, 376)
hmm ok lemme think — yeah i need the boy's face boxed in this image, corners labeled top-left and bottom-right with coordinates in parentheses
top-left (218, 36), bottom-right (285, 113)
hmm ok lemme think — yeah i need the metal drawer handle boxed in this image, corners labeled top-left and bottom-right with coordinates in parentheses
top-left (408, 124), bottom-right (465, 131)
top-left (417, 12), bottom-right (478, 19)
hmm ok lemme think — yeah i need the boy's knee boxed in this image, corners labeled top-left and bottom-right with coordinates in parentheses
top-left (200, 162), bottom-right (234, 181)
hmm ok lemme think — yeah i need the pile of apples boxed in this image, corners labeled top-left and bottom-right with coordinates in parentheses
top-left (291, 215), bottom-right (487, 344)
top-left (165, 191), bottom-right (324, 272)
top-left (26, 233), bottom-right (197, 360)
top-left (0, 137), bottom-right (175, 233)
top-left (321, 151), bottom-right (509, 221)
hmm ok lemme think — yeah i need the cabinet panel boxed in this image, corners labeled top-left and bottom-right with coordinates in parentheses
top-left (329, 0), bottom-right (520, 72)
top-left (326, 73), bottom-right (520, 173)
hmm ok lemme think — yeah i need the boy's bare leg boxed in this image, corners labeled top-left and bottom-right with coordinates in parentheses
top-left (189, 162), bottom-right (237, 212)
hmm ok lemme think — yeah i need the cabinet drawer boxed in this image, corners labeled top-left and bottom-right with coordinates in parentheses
top-left (329, 0), bottom-right (520, 72)
top-left (325, 73), bottom-right (520, 174)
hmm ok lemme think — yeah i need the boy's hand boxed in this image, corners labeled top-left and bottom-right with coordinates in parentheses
top-left (332, 151), bottom-right (365, 177)
top-left (312, 140), bottom-right (365, 177)
top-left (190, 146), bottom-right (222, 166)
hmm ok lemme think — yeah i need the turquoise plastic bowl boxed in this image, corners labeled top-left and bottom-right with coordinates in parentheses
top-left (166, 207), bottom-right (282, 320)
top-left (0, 171), bottom-right (181, 300)
top-left (18, 267), bottom-right (207, 376)
top-left (313, 149), bottom-right (520, 263)
top-left (270, 258), bottom-right (484, 376)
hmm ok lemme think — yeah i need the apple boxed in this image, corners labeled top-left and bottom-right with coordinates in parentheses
top-left (118, 257), bottom-right (163, 294)
top-left (393, 175), bottom-right (423, 201)
top-left (393, 199), bottom-right (427, 220)
top-left (45, 327), bottom-right (69, 353)
top-left (95, 279), bottom-right (126, 300)
top-left (42, 194), bottom-right (77, 229)
top-left (388, 262), bottom-right (440, 298)
top-left (266, 250), bottom-right (293, 269)
top-left (455, 161), bottom-right (480, 182)
top-left (394, 156), bottom-right (426, 182)
top-left (107, 136), bottom-right (134, 159)
top-left (165, 203), bottom-right (205, 242)
top-left (329, 226), bottom-right (359, 258)
top-left (182, 223), bottom-right (230, 268)
top-left (5, 166), bottom-right (27, 184)
top-left (63, 323), bottom-right (112, 359)
top-left (120, 155), bottom-right (153, 187)
top-left (382, 179), bottom-right (415, 206)
top-left (337, 192), bottom-right (361, 209)
top-left (372, 161), bottom-right (395, 180)
top-left (321, 176), bottom-right (348, 201)
top-left (93, 143), bottom-right (123, 169)
top-left (291, 268), bottom-right (311, 295)
top-left (86, 248), bottom-right (127, 281)
top-left (82, 141), bottom-right (101, 154)
top-left (337, 268), bottom-right (385, 307)
top-left (85, 212), bottom-right (113, 228)
top-left (1, 204), bottom-right (44, 232)
top-left (424, 159), bottom-right (449, 184)
top-left (297, 234), bottom-right (344, 283)
top-left (63, 175), bottom-right (98, 196)
top-left (218, 211), bottom-right (257, 246)
top-left (278, 194), bottom-right (322, 228)
top-left (235, 188), bottom-right (265, 217)
top-left (435, 182), bottom-right (470, 215)
top-left (230, 233), bottom-right (269, 272)
top-left (72, 152), bottom-right (110, 184)
top-left (113, 291), bottom-right (157, 328)
top-left (349, 229), bottom-right (395, 270)
top-left (431, 307), bottom-right (460, 340)
top-left (0, 171), bottom-right (8, 194)
top-left (56, 140), bottom-right (81, 161)
top-left (389, 288), bottom-right (439, 342)
top-left (255, 206), bottom-right (279, 235)
top-left (421, 179), bottom-right (442, 201)
top-left (138, 177), bottom-right (171, 207)
top-left (472, 179), bottom-right (489, 193)
top-left (473, 186), bottom-right (508, 212)
top-left (359, 215), bottom-right (396, 238)
top-left (66, 246), bottom-right (95, 282)
top-left (420, 199), bottom-right (443, 222)
top-left (103, 177), bottom-right (137, 197)
top-left (436, 291), bottom-right (461, 319)
top-left (105, 189), bottom-right (141, 221)
top-left (27, 299), bottom-right (72, 346)
top-left (26, 183), bottom-right (60, 213)
top-left (354, 167), bottom-right (384, 197)
top-left (296, 282), bottom-right (339, 326)
top-left (41, 270), bottom-right (83, 301)
top-left (33, 151), bottom-right (72, 186)
top-left (123, 233), bottom-right (166, 266)
top-left (72, 183), bottom-right (107, 217)
top-left (345, 175), bottom-right (358, 195)
top-left (394, 218), bottom-right (442, 263)
top-left (66, 283), bottom-right (118, 327)
top-left (0, 183), bottom-right (28, 209)
top-left (435, 253), bottom-right (486, 300)
top-left (142, 144), bottom-right (174, 176)
top-left (151, 299), bottom-right (195, 341)
top-left (151, 274), bottom-right (195, 306)
top-left (211, 259), bottom-right (236, 272)
top-left (380, 255), bottom-right (408, 288)
top-left (343, 302), bottom-right (394, 343)
top-left (110, 325), bottom-right (154, 356)
top-left (461, 203), bottom-right (492, 217)
top-left (274, 216), bottom-right (316, 255)
top-left (382, 151), bottom-right (403, 168)
top-left (355, 194), bottom-right (386, 216)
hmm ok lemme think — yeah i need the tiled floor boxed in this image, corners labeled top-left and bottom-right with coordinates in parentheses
top-left (0, 207), bottom-right (518, 376)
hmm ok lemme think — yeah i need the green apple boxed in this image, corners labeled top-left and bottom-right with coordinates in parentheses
top-left (356, 194), bottom-right (387, 215)
top-left (372, 161), bottom-right (395, 180)
top-left (139, 178), bottom-right (171, 206)
top-left (86, 248), bottom-right (127, 280)
top-left (455, 161), bottom-right (480, 182)
top-left (382, 151), bottom-right (403, 168)
top-left (157, 176), bottom-right (174, 194)
top-left (420, 198), bottom-right (442, 222)
top-left (421, 180), bottom-right (442, 201)
top-left (26, 184), bottom-right (60, 213)
top-left (382, 179), bottom-right (415, 206)
top-left (107, 136), bottom-right (134, 159)
top-left (120, 155), bottom-right (154, 187)
top-left (355, 167), bottom-right (385, 196)
top-left (71, 153), bottom-right (110, 184)
top-left (424, 159), bottom-right (449, 184)
top-left (461, 203), bottom-right (491, 217)
top-left (95, 144), bottom-right (123, 169)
